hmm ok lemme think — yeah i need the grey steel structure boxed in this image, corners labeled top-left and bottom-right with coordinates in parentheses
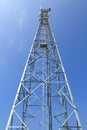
top-left (6, 8), bottom-right (82, 130)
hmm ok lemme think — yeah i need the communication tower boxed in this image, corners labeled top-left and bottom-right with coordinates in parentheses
top-left (6, 8), bottom-right (82, 130)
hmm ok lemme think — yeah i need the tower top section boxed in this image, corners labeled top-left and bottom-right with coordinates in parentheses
top-left (39, 8), bottom-right (51, 25)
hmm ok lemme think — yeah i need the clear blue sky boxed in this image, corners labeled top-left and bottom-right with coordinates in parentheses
top-left (0, 0), bottom-right (87, 129)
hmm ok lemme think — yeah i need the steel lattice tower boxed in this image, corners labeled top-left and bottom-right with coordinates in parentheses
top-left (6, 8), bottom-right (82, 130)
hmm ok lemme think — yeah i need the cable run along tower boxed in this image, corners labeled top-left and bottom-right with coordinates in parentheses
top-left (6, 8), bottom-right (82, 130)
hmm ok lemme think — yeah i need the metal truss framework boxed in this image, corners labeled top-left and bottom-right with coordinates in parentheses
top-left (6, 8), bottom-right (82, 130)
